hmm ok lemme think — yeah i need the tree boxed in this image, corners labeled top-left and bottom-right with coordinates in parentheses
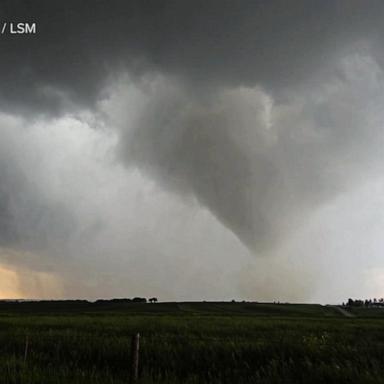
top-left (149, 297), bottom-right (158, 303)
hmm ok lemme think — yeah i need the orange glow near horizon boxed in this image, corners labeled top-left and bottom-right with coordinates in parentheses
top-left (0, 265), bottom-right (23, 299)
top-left (0, 264), bottom-right (64, 300)
top-left (0, 246), bottom-right (64, 299)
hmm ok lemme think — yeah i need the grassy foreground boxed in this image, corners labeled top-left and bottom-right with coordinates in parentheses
top-left (0, 302), bottom-right (383, 383)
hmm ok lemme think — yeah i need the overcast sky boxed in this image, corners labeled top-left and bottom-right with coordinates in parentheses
top-left (0, 1), bottom-right (384, 303)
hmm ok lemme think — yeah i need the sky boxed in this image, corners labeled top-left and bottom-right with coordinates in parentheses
top-left (0, 1), bottom-right (384, 303)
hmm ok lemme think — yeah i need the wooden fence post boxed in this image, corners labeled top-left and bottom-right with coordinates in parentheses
top-left (130, 333), bottom-right (140, 383)
top-left (24, 335), bottom-right (29, 363)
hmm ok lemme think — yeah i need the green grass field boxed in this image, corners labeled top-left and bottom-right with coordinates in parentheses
top-left (0, 301), bottom-right (383, 383)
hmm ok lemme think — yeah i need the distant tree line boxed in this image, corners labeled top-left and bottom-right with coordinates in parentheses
top-left (0, 297), bottom-right (158, 305)
top-left (94, 297), bottom-right (158, 304)
top-left (344, 298), bottom-right (384, 307)
top-left (95, 297), bottom-right (148, 304)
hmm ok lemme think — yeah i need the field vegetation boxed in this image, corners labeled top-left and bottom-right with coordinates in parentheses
top-left (0, 301), bottom-right (383, 383)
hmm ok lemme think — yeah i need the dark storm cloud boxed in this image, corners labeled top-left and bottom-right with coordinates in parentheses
top-left (1, 0), bottom-right (384, 113)
top-left (1, 0), bottom-right (384, 260)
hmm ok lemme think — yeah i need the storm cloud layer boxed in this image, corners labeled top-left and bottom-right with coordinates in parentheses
top-left (1, 0), bottom-right (384, 110)
top-left (1, 1), bottom-right (384, 301)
